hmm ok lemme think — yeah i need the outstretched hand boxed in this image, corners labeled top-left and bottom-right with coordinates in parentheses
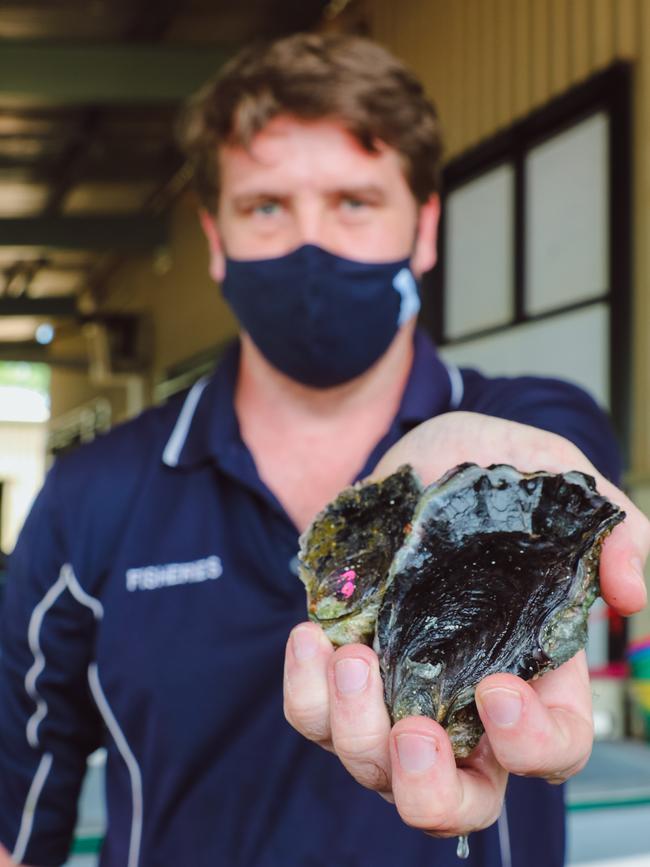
top-left (283, 412), bottom-right (649, 838)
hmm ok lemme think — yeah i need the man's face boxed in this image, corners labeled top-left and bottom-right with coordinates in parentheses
top-left (203, 116), bottom-right (439, 279)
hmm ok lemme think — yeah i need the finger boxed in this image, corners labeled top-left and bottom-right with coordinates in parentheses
top-left (600, 524), bottom-right (648, 614)
top-left (475, 656), bottom-right (593, 783)
top-left (389, 717), bottom-right (507, 835)
top-left (528, 460), bottom-right (649, 615)
top-left (594, 482), bottom-right (649, 615)
top-left (284, 622), bottom-right (335, 749)
top-left (327, 643), bottom-right (393, 793)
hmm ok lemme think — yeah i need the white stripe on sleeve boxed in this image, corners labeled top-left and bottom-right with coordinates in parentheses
top-left (11, 752), bottom-right (53, 864)
top-left (88, 663), bottom-right (143, 867)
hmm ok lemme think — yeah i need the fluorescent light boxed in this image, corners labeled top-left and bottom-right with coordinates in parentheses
top-left (35, 323), bottom-right (54, 345)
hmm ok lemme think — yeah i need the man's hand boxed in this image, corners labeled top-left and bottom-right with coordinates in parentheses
top-left (283, 412), bottom-right (649, 838)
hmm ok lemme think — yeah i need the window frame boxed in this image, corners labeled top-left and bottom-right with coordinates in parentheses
top-left (422, 62), bottom-right (632, 458)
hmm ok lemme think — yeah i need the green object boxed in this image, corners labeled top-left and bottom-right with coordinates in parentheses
top-left (0, 361), bottom-right (49, 392)
top-left (630, 654), bottom-right (650, 679)
top-left (630, 679), bottom-right (650, 740)
top-left (568, 795), bottom-right (650, 812)
top-left (71, 833), bottom-right (103, 854)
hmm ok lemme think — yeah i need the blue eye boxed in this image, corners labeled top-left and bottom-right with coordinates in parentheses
top-left (341, 197), bottom-right (365, 210)
top-left (255, 201), bottom-right (280, 216)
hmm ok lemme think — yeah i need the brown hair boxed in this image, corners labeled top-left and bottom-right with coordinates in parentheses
top-left (178, 33), bottom-right (443, 213)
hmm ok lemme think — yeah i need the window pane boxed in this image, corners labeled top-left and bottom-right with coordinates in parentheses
top-left (440, 304), bottom-right (609, 409)
top-left (444, 164), bottom-right (514, 338)
top-left (525, 112), bottom-right (609, 315)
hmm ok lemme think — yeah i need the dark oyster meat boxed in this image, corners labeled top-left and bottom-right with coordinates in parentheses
top-left (299, 462), bottom-right (624, 758)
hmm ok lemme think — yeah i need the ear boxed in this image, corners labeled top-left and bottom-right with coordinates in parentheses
top-left (410, 194), bottom-right (441, 279)
top-left (199, 208), bottom-right (226, 282)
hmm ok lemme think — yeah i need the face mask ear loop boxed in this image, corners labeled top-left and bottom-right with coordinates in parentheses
top-left (408, 209), bottom-right (423, 275)
top-left (413, 209), bottom-right (422, 253)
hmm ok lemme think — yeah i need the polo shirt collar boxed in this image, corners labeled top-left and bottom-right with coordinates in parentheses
top-left (162, 329), bottom-right (462, 471)
top-left (398, 328), bottom-right (463, 427)
top-left (161, 339), bottom-right (241, 470)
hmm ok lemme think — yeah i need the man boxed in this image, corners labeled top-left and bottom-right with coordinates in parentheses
top-left (0, 33), bottom-right (647, 867)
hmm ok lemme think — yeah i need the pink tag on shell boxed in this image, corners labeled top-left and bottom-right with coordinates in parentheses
top-left (337, 568), bottom-right (357, 598)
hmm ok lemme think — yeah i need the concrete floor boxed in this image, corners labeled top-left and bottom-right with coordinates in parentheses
top-left (576, 860), bottom-right (650, 867)
top-left (567, 806), bottom-right (650, 865)
top-left (566, 740), bottom-right (650, 865)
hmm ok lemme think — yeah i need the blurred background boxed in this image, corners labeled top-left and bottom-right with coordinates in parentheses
top-left (0, 0), bottom-right (649, 864)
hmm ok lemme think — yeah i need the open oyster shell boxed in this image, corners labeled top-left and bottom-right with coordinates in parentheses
top-left (298, 465), bottom-right (422, 645)
top-left (376, 463), bottom-right (624, 756)
top-left (297, 462), bottom-right (624, 758)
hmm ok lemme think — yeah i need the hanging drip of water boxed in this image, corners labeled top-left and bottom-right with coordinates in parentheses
top-left (456, 834), bottom-right (470, 859)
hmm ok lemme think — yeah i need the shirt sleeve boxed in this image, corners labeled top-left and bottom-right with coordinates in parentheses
top-left (459, 370), bottom-right (622, 484)
top-left (0, 461), bottom-right (103, 867)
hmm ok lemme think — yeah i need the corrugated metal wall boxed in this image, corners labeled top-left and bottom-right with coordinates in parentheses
top-left (370, 0), bottom-right (637, 160)
top-left (370, 0), bottom-right (650, 480)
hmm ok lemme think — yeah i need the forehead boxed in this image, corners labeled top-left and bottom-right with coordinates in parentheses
top-left (217, 116), bottom-right (409, 194)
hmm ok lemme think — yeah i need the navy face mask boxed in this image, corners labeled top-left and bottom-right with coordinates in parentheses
top-left (221, 244), bottom-right (420, 388)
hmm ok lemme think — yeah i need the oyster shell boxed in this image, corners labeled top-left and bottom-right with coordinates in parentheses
top-left (298, 465), bottom-right (422, 645)
top-left (375, 463), bottom-right (624, 756)
top-left (298, 462), bottom-right (624, 758)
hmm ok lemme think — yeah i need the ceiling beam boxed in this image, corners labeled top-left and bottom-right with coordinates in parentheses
top-left (0, 216), bottom-right (167, 250)
top-left (0, 296), bottom-right (78, 318)
top-left (0, 42), bottom-right (233, 106)
top-left (43, 110), bottom-right (102, 214)
top-left (0, 152), bottom-right (183, 183)
top-left (0, 342), bottom-right (86, 368)
top-left (126, 0), bottom-right (186, 40)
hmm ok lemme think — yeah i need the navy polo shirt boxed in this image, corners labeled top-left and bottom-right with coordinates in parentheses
top-left (0, 330), bottom-right (620, 867)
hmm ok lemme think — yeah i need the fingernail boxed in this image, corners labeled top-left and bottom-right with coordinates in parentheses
top-left (479, 687), bottom-right (522, 727)
top-left (292, 627), bottom-right (319, 661)
top-left (334, 658), bottom-right (369, 695)
top-left (396, 733), bottom-right (438, 774)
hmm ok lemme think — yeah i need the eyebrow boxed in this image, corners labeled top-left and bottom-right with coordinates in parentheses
top-left (332, 185), bottom-right (386, 201)
top-left (231, 185), bottom-right (387, 208)
top-left (231, 191), bottom-right (287, 209)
